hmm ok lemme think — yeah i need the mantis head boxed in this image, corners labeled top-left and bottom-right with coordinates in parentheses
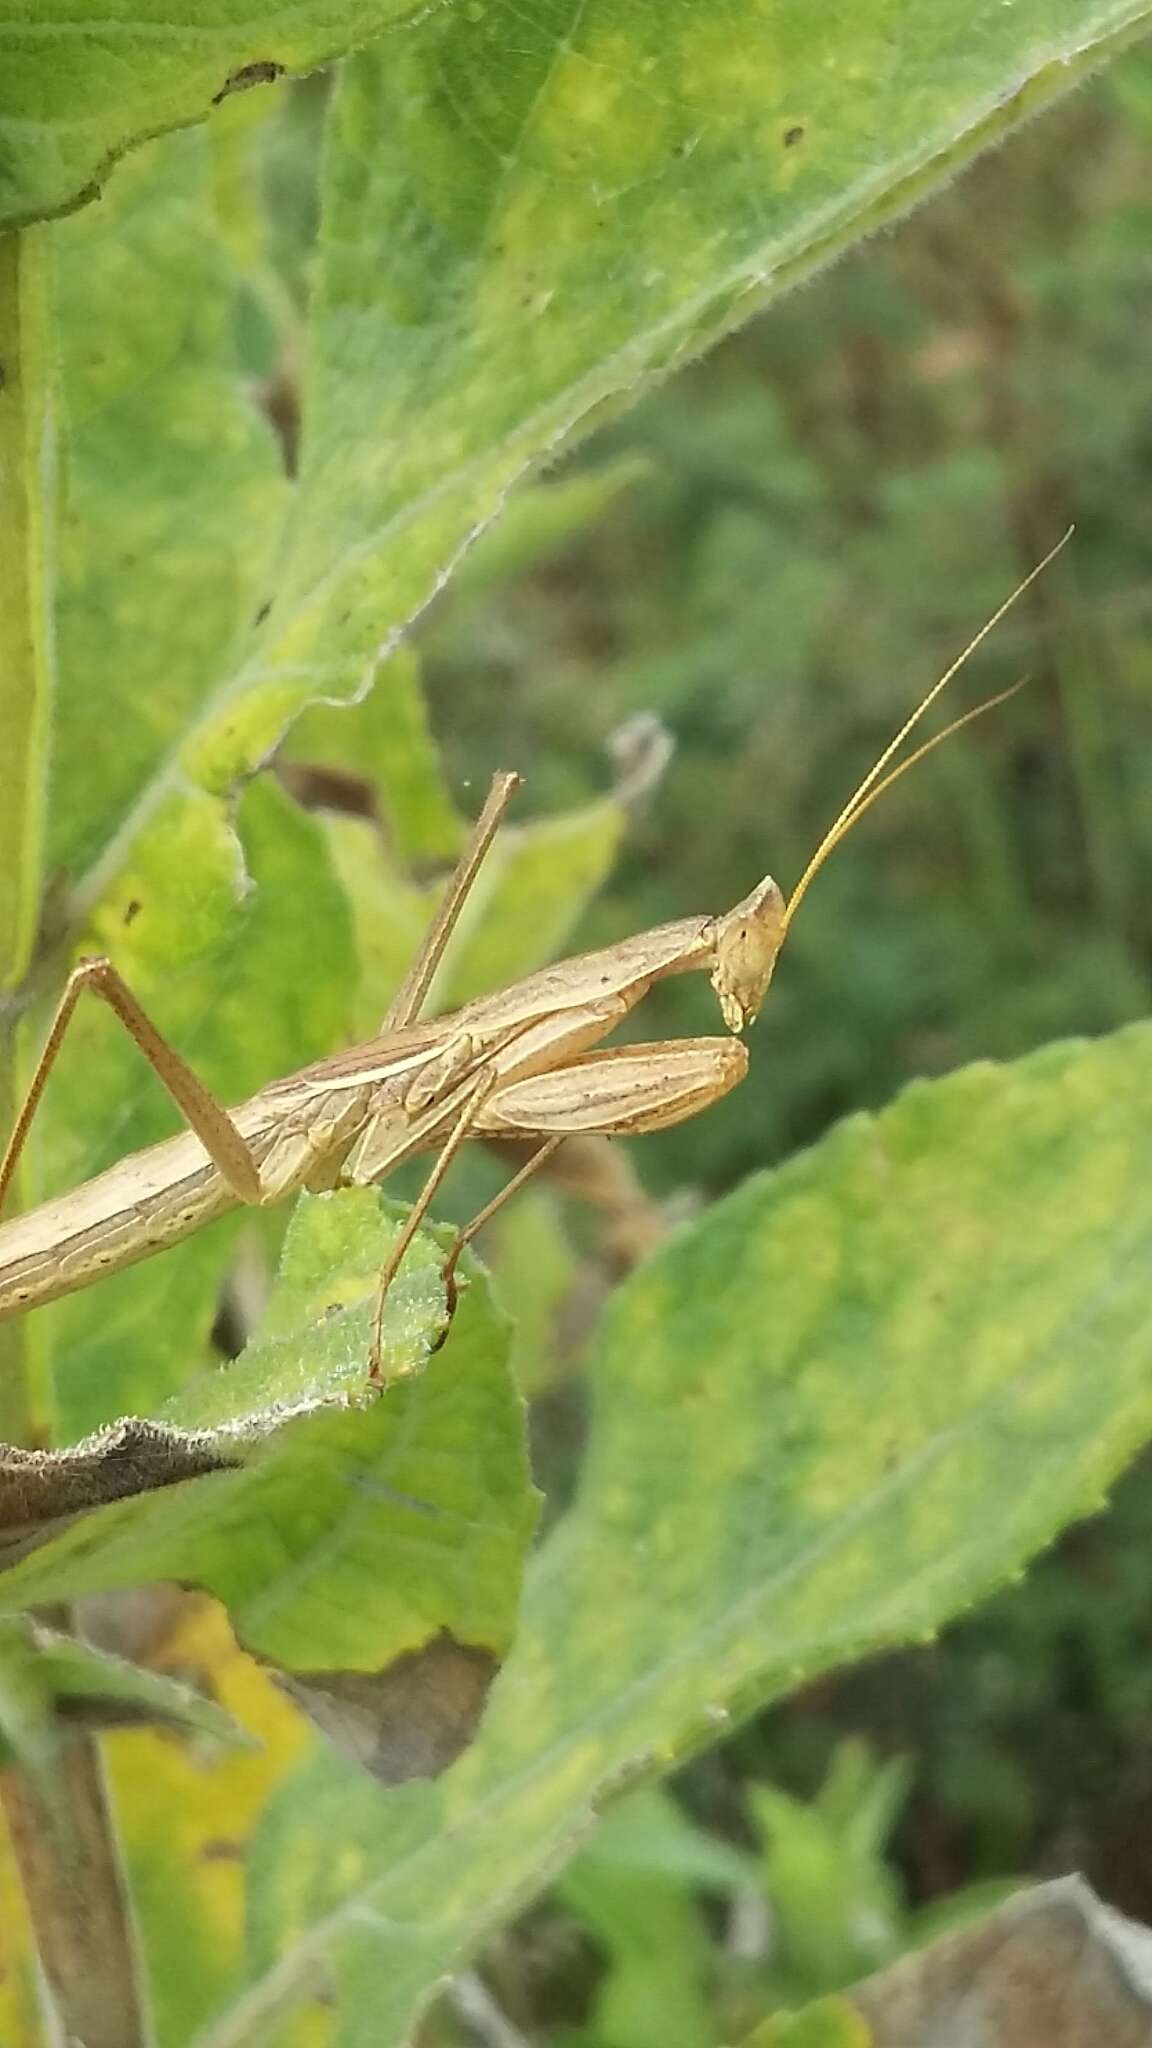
top-left (710, 877), bottom-right (787, 1033)
top-left (707, 528), bottom-right (1072, 1035)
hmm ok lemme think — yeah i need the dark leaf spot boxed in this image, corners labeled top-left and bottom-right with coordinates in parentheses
top-left (277, 1635), bottom-right (498, 1782)
top-left (212, 61), bottom-right (285, 106)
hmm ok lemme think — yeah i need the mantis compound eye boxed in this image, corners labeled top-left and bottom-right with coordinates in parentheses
top-left (708, 875), bottom-right (787, 1033)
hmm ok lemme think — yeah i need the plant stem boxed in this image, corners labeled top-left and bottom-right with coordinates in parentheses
top-left (0, 1010), bottom-right (35, 1446)
top-left (0, 229), bottom-right (53, 999)
top-left (1, 1725), bottom-right (149, 2048)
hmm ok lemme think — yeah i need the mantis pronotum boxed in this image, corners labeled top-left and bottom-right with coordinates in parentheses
top-left (0, 537), bottom-right (1069, 1368)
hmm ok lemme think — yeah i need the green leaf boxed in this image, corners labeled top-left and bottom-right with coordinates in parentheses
top-left (50, 127), bottom-right (286, 879)
top-left (286, 648), bottom-right (465, 870)
top-left (0, 1192), bottom-right (535, 1727)
top-left (816, 1744), bottom-right (911, 1859)
top-left (0, 1616), bottom-right (62, 1794)
top-left (738, 2002), bottom-right (873, 2048)
top-left (184, 4), bottom-right (1152, 836)
top-left (0, 1615), bottom-right (241, 1828)
top-left (204, 1023), bottom-right (1152, 2045)
top-left (563, 1784), bottom-right (756, 1896)
top-left (490, 1188), bottom-right (577, 1399)
top-left (444, 458), bottom-right (650, 604)
top-left (748, 1750), bottom-right (907, 2001)
top-left (524, 1796), bottom-right (746, 2048)
top-left (2, 121), bottom-right (337, 1445)
top-left (910, 1879), bottom-right (1025, 1951)
top-left (559, 1799), bottom-right (717, 2048)
top-left (17, 1626), bottom-right (248, 1748)
top-left (0, 5), bottom-right (420, 231)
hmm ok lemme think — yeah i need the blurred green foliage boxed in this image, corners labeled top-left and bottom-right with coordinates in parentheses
top-left (449, 1745), bottom-right (1016, 2045)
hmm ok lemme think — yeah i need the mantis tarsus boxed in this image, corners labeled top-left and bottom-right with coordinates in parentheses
top-left (0, 536), bottom-right (1070, 1369)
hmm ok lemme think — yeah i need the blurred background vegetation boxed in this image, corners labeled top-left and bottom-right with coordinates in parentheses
top-left (385, 40), bottom-right (1152, 2045)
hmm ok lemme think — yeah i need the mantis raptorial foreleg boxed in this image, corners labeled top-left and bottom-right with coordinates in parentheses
top-left (400, 1035), bottom-right (750, 1345)
top-left (436, 1034), bottom-right (750, 1309)
top-left (361, 988), bottom-right (645, 1368)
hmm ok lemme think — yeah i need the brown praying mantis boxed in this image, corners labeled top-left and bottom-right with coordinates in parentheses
top-left (0, 537), bottom-right (1069, 1371)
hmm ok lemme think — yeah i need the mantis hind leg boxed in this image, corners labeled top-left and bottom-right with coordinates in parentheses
top-left (438, 1137), bottom-right (563, 1324)
top-left (370, 1130), bottom-right (563, 1373)
top-left (368, 1069), bottom-right (498, 1380)
top-left (0, 956), bottom-right (263, 1217)
top-left (379, 772), bottom-right (521, 1032)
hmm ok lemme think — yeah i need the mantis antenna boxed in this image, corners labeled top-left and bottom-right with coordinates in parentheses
top-left (708, 529), bottom-right (1072, 1031)
top-left (776, 526), bottom-right (1072, 939)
